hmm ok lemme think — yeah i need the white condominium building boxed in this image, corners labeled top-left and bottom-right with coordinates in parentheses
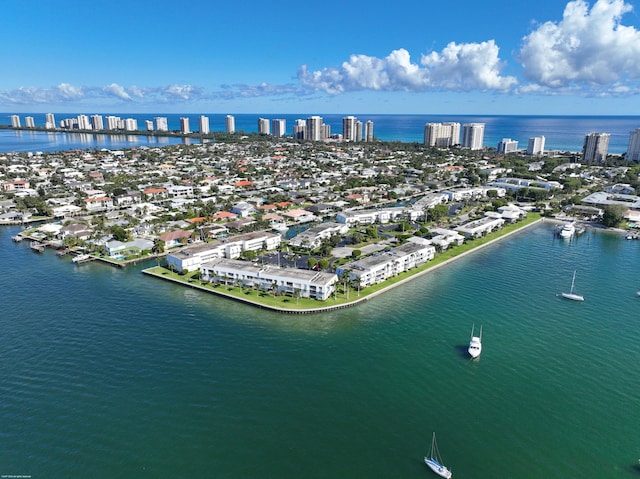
top-left (124, 118), bottom-right (138, 131)
top-left (155, 117), bottom-right (168, 131)
top-left (45, 113), bottom-right (56, 129)
top-left (293, 119), bottom-right (306, 139)
top-left (424, 122), bottom-right (460, 147)
top-left (258, 117), bottom-right (270, 135)
top-left (10, 115), bottom-right (21, 128)
top-left (91, 115), bottom-right (104, 130)
top-left (365, 120), bottom-right (374, 142)
top-left (306, 115), bottom-right (324, 141)
top-left (527, 136), bottom-right (545, 156)
top-left (77, 115), bottom-right (92, 130)
top-left (180, 117), bottom-right (190, 134)
top-left (199, 115), bottom-right (210, 134)
top-left (271, 118), bottom-right (286, 137)
top-left (462, 123), bottom-right (485, 150)
top-left (497, 138), bottom-right (518, 154)
top-left (225, 115), bottom-right (235, 133)
top-left (106, 115), bottom-right (120, 130)
top-left (24, 116), bottom-right (35, 128)
top-left (626, 128), bottom-right (640, 162)
top-left (342, 116), bottom-right (359, 141)
top-left (582, 132), bottom-right (610, 163)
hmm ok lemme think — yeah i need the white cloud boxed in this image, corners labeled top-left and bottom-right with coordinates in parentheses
top-left (103, 83), bottom-right (132, 101)
top-left (298, 41), bottom-right (517, 94)
top-left (519, 0), bottom-right (640, 91)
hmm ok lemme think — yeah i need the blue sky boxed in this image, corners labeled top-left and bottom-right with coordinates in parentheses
top-left (2, 0), bottom-right (640, 115)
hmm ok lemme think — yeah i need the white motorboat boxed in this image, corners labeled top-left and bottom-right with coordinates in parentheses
top-left (561, 270), bottom-right (584, 301)
top-left (468, 324), bottom-right (482, 359)
top-left (72, 253), bottom-right (92, 263)
top-left (558, 222), bottom-right (575, 239)
top-left (270, 220), bottom-right (288, 233)
top-left (424, 432), bottom-right (452, 478)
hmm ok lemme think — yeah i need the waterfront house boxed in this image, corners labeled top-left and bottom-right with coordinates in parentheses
top-left (58, 223), bottom-right (93, 241)
top-left (105, 238), bottom-right (154, 258)
top-left (158, 230), bottom-right (193, 249)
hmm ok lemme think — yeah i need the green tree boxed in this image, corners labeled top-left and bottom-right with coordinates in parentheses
top-left (307, 257), bottom-right (318, 269)
top-left (601, 205), bottom-right (627, 227)
top-left (110, 225), bottom-right (129, 242)
top-left (428, 204), bottom-right (449, 223)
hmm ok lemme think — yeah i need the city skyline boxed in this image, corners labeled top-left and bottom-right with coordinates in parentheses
top-left (1, 0), bottom-right (640, 116)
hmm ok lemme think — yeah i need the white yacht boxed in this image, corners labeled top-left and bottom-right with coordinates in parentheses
top-left (468, 324), bottom-right (482, 359)
top-left (558, 222), bottom-right (575, 239)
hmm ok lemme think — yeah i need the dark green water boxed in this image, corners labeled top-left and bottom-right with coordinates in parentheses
top-left (1, 223), bottom-right (639, 479)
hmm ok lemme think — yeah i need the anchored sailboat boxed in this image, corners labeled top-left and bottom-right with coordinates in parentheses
top-left (424, 432), bottom-right (452, 478)
top-left (561, 270), bottom-right (584, 301)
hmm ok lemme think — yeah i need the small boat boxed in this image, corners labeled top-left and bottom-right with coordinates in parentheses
top-left (468, 324), bottom-right (482, 359)
top-left (561, 270), bottom-right (584, 301)
top-left (558, 222), bottom-right (575, 239)
top-left (424, 432), bottom-right (452, 478)
top-left (72, 253), bottom-right (92, 263)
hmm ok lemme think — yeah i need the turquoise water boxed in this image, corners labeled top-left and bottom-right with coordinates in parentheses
top-left (1, 222), bottom-right (639, 478)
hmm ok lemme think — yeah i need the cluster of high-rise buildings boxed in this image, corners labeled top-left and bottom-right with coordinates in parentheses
top-left (8, 113), bottom-right (375, 142)
top-left (423, 122), bottom-right (486, 150)
top-left (8, 113), bottom-right (640, 159)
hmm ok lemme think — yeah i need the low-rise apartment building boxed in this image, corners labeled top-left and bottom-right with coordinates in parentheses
top-left (200, 258), bottom-right (338, 300)
top-left (166, 231), bottom-right (281, 272)
top-left (336, 240), bottom-right (436, 288)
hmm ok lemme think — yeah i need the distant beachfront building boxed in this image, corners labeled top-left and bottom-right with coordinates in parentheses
top-left (24, 116), bottom-right (35, 128)
top-left (462, 123), bottom-right (485, 150)
top-left (180, 117), bottom-right (190, 134)
top-left (105, 115), bottom-right (120, 130)
top-left (271, 118), bottom-right (286, 137)
top-left (199, 115), bottom-right (210, 134)
top-left (225, 115), bottom-right (235, 133)
top-left (527, 136), bottom-right (545, 156)
top-left (258, 117), bottom-right (270, 135)
top-left (342, 116), bottom-right (359, 141)
top-left (45, 113), bottom-right (56, 129)
top-left (306, 116), bottom-right (324, 141)
top-left (77, 115), bottom-right (92, 130)
top-left (124, 118), bottom-right (138, 131)
top-left (365, 120), bottom-right (374, 142)
top-left (582, 132), bottom-right (610, 163)
top-left (424, 122), bottom-right (460, 147)
top-left (145, 120), bottom-right (154, 131)
top-left (10, 115), bottom-right (21, 128)
top-left (155, 117), bottom-right (168, 131)
top-left (497, 138), bottom-right (518, 154)
top-left (91, 115), bottom-right (104, 130)
top-left (293, 119), bottom-right (306, 139)
top-left (626, 128), bottom-right (640, 162)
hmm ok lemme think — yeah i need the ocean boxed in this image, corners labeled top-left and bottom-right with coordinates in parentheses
top-left (1, 113), bottom-right (640, 154)
top-left (1, 222), bottom-right (639, 479)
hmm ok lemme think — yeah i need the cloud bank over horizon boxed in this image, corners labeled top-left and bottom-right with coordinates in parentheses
top-left (1, 0), bottom-right (639, 108)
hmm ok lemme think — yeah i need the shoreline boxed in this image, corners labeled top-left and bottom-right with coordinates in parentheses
top-left (143, 217), bottom-right (544, 314)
